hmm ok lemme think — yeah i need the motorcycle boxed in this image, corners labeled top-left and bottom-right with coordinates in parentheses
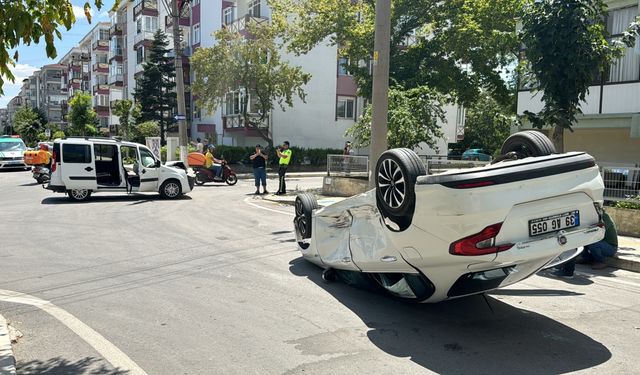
top-left (32, 165), bottom-right (50, 184)
top-left (194, 161), bottom-right (238, 186)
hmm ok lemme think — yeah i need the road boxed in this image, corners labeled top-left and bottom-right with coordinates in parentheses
top-left (0, 169), bottom-right (639, 374)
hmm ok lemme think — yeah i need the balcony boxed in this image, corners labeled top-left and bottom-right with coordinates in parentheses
top-left (93, 84), bottom-right (110, 94)
top-left (134, 31), bottom-right (155, 47)
top-left (110, 23), bottom-right (124, 36)
top-left (108, 74), bottom-right (124, 86)
top-left (108, 48), bottom-right (123, 62)
top-left (92, 62), bottom-right (109, 73)
top-left (133, 0), bottom-right (158, 18)
top-left (135, 63), bottom-right (145, 75)
top-left (225, 15), bottom-right (269, 34)
top-left (222, 113), bottom-right (268, 131)
top-left (92, 40), bottom-right (109, 51)
top-left (46, 75), bottom-right (63, 83)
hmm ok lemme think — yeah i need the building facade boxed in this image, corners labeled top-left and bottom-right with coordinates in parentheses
top-left (517, 0), bottom-right (640, 164)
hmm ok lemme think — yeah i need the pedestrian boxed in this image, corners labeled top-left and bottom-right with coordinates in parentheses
top-left (250, 144), bottom-right (268, 195)
top-left (196, 138), bottom-right (204, 154)
top-left (554, 211), bottom-right (618, 278)
top-left (343, 141), bottom-right (354, 156)
top-left (342, 141), bottom-right (354, 175)
top-left (275, 141), bottom-right (292, 195)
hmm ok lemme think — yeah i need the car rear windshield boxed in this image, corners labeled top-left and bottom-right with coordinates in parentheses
top-left (0, 141), bottom-right (26, 152)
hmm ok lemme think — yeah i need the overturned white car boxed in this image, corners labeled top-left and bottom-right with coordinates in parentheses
top-left (294, 131), bottom-right (605, 303)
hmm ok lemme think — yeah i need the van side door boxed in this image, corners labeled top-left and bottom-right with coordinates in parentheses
top-left (138, 146), bottom-right (161, 192)
top-left (61, 141), bottom-right (97, 191)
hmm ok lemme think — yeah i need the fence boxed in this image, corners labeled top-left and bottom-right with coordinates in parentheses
top-left (599, 164), bottom-right (640, 202)
top-left (327, 154), bottom-right (369, 177)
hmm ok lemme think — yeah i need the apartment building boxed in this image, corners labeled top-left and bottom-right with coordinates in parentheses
top-left (6, 96), bottom-right (24, 130)
top-left (517, 1), bottom-right (640, 164)
top-left (0, 108), bottom-right (8, 132)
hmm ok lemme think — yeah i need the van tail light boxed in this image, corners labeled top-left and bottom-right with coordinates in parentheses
top-left (449, 223), bottom-right (514, 256)
top-left (51, 151), bottom-right (57, 173)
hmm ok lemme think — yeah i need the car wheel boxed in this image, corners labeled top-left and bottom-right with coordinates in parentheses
top-left (375, 148), bottom-right (425, 223)
top-left (195, 172), bottom-right (207, 185)
top-left (160, 180), bottom-right (182, 199)
top-left (500, 130), bottom-right (556, 158)
top-left (295, 193), bottom-right (318, 241)
top-left (67, 189), bottom-right (91, 202)
top-left (322, 269), bottom-right (338, 283)
top-left (225, 174), bottom-right (238, 186)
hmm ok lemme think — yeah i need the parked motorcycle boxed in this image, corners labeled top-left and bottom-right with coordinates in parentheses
top-left (194, 161), bottom-right (238, 186)
top-left (32, 165), bottom-right (50, 184)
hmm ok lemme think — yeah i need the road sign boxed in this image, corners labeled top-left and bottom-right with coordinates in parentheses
top-left (44, 129), bottom-right (51, 138)
top-left (174, 115), bottom-right (186, 121)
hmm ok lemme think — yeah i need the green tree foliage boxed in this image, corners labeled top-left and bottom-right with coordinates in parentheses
top-left (52, 130), bottom-right (66, 140)
top-left (271, 0), bottom-right (522, 105)
top-left (134, 30), bottom-right (176, 145)
top-left (112, 99), bottom-right (141, 140)
top-left (0, 0), bottom-right (125, 95)
top-left (132, 120), bottom-right (161, 144)
top-left (13, 107), bottom-right (44, 145)
top-left (456, 94), bottom-right (514, 156)
top-left (67, 91), bottom-right (98, 136)
top-left (346, 86), bottom-right (446, 150)
top-left (191, 23), bottom-right (311, 144)
top-left (520, 0), bottom-right (640, 152)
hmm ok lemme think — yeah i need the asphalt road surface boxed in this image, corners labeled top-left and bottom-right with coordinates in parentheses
top-left (0, 170), bottom-right (639, 374)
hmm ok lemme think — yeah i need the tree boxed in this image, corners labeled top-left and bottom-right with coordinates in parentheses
top-left (134, 30), bottom-right (176, 145)
top-left (520, 0), bottom-right (640, 152)
top-left (0, 0), bottom-right (123, 95)
top-left (67, 91), bottom-right (98, 136)
top-left (112, 99), bottom-right (141, 140)
top-left (346, 86), bottom-right (446, 150)
top-left (13, 107), bottom-right (44, 145)
top-left (132, 120), bottom-right (161, 144)
top-left (191, 23), bottom-right (311, 145)
top-left (456, 94), bottom-right (514, 156)
top-left (271, 0), bottom-right (522, 106)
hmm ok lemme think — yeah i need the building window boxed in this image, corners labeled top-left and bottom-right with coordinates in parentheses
top-left (248, 0), bottom-right (261, 17)
top-left (192, 0), bottom-right (200, 5)
top-left (336, 97), bottom-right (355, 119)
top-left (136, 46), bottom-right (145, 64)
top-left (337, 57), bottom-right (350, 76)
top-left (193, 23), bottom-right (201, 45)
top-left (223, 7), bottom-right (234, 25)
top-left (100, 29), bottom-right (110, 41)
top-left (137, 15), bottom-right (158, 33)
top-left (95, 94), bottom-right (109, 107)
top-left (607, 6), bottom-right (640, 83)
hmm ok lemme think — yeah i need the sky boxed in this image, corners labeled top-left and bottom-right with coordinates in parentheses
top-left (0, 0), bottom-right (116, 108)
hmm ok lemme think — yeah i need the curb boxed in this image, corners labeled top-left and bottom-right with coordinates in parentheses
top-left (607, 256), bottom-right (640, 273)
top-left (0, 314), bottom-right (16, 375)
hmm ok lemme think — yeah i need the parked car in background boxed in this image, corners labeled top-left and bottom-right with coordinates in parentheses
top-left (461, 148), bottom-right (492, 161)
top-left (0, 135), bottom-right (28, 170)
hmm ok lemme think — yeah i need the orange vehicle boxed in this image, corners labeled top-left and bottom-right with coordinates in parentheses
top-left (187, 152), bottom-right (206, 167)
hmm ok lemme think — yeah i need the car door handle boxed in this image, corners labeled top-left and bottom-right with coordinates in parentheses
top-left (380, 256), bottom-right (397, 262)
top-left (141, 169), bottom-right (146, 174)
top-left (84, 166), bottom-right (93, 172)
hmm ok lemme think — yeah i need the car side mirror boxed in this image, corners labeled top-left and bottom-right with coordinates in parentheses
top-left (155, 160), bottom-right (161, 168)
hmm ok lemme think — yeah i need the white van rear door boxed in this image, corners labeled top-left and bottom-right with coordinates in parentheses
top-left (61, 141), bottom-right (97, 190)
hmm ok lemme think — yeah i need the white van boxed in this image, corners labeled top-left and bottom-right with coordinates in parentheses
top-left (47, 137), bottom-right (195, 201)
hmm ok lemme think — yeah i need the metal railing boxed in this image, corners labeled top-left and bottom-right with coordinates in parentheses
top-left (599, 164), bottom-right (640, 202)
top-left (225, 14), bottom-right (269, 33)
top-left (420, 155), bottom-right (489, 174)
top-left (327, 154), bottom-right (369, 177)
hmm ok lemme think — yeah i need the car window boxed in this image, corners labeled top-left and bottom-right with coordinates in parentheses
top-left (0, 141), bottom-right (26, 152)
top-left (139, 147), bottom-right (157, 168)
top-left (62, 144), bottom-right (91, 163)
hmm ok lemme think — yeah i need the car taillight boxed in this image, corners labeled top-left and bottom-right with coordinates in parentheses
top-left (51, 151), bottom-right (57, 172)
top-left (449, 223), bottom-right (514, 256)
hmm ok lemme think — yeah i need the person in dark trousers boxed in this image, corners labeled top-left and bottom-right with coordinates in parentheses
top-left (275, 141), bottom-right (291, 195)
top-left (250, 144), bottom-right (268, 195)
top-left (554, 211), bottom-right (618, 278)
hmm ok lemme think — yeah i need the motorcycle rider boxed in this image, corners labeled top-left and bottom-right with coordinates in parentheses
top-left (205, 145), bottom-right (223, 179)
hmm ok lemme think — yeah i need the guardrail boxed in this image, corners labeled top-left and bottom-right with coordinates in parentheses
top-left (599, 164), bottom-right (640, 202)
top-left (327, 154), bottom-right (369, 177)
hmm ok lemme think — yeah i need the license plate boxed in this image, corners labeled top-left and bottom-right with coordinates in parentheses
top-left (529, 210), bottom-right (580, 237)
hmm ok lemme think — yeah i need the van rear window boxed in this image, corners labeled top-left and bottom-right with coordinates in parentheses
top-left (63, 144), bottom-right (91, 163)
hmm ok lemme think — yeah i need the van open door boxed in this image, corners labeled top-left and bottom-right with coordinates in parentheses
top-left (61, 141), bottom-right (98, 191)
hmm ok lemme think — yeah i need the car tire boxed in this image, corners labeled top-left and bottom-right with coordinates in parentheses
top-left (295, 193), bottom-right (318, 242)
top-left (67, 189), bottom-right (91, 202)
top-left (375, 148), bottom-right (425, 223)
top-left (500, 130), bottom-right (556, 158)
top-left (159, 179), bottom-right (182, 199)
top-left (225, 174), bottom-right (238, 186)
top-left (195, 172), bottom-right (207, 186)
top-left (322, 269), bottom-right (338, 283)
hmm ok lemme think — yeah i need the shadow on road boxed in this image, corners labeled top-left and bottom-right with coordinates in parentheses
top-left (288, 257), bottom-right (611, 375)
top-left (41, 194), bottom-right (192, 205)
top-left (18, 356), bottom-right (128, 375)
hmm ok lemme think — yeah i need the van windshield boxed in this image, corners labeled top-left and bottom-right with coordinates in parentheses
top-left (0, 141), bottom-right (26, 152)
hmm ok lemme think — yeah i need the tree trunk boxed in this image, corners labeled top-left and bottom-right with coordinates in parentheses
top-left (552, 124), bottom-right (564, 153)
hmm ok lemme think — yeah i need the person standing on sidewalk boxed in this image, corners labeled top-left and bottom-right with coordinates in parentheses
top-left (250, 144), bottom-right (268, 195)
top-left (555, 211), bottom-right (618, 278)
top-left (275, 141), bottom-right (292, 195)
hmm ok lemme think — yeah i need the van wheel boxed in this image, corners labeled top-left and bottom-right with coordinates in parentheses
top-left (68, 189), bottom-right (91, 202)
top-left (160, 180), bottom-right (182, 199)
top-left (500, 130), bottom-right (556, 158)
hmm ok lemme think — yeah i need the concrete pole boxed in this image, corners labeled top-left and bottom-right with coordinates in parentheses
top-left (171, 0), bottom-right (189, 164)
top-left (369, 0), bottom-right (391, 187)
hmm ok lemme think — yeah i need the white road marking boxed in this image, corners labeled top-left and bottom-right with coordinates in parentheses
top-left (244, 197), bottom-right (295, 217)
top-left (0, 289), bottom-right (147, 375)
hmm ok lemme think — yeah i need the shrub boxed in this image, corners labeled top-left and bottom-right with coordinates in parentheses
top-left (615, 196), bottom-right (640, 210)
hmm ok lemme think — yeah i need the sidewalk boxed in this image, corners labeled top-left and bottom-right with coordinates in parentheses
top-left (0, 314), bottom-right (16, 375)
top-left (263, 193), bottom-right (640, 273)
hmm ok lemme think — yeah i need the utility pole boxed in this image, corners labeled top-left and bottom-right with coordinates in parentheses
top-left (170, 0), bottom-right (189, 164)
top-left (369, 0), bottom-right (391, 187)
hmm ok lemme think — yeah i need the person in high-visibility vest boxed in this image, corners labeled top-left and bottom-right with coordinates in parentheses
top-left (275, 141), bottom-right (292, 195)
